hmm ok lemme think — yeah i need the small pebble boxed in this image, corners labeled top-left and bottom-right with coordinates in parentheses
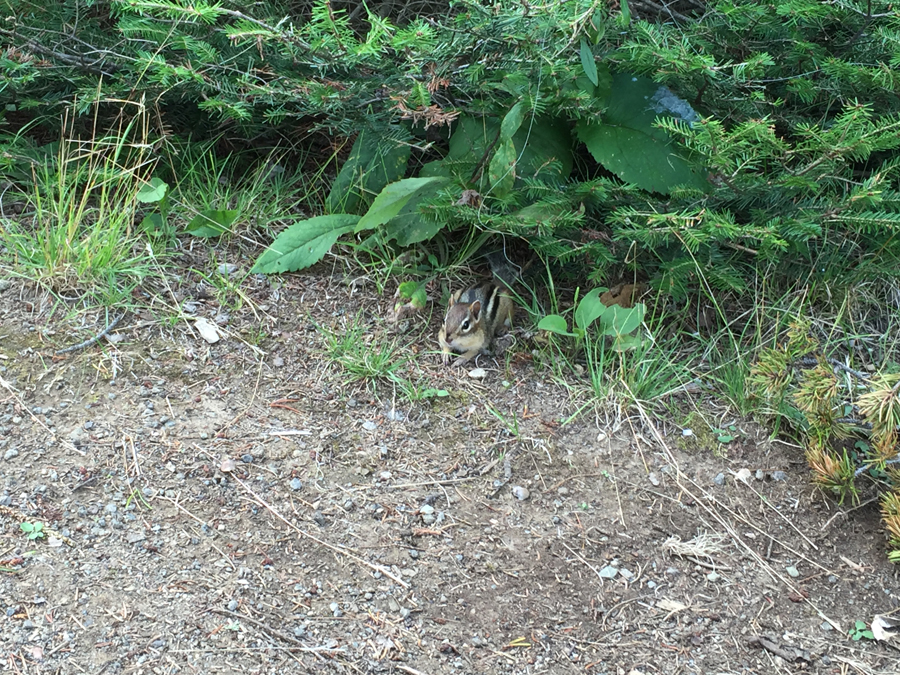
top-left (362, 421), bottom-right (377, 431)
top-left (227, 600), bottom-right (238, 611)
top-left (786, 566), bottom-right (799, 578)
top-left (713, 473), bottom-right (725, 486)
top-left (706, 572), bottom-right (720, 582)
top-left (772, 470), bottom-right (787, 481)
top-left (599, 566), bottom-right (618, 579)
top-left (511, 486), bottom-right (530, 500)
top-left (289, 478), bottom-right (303, 491)
top-left (755, 469), bottom-right (765, 481)
top-left (467, 368), bottom-right (486, 379)
top-left (648, 472), bottom-right (660, 487)
top-left (241, 454), bottom-right (253, 464)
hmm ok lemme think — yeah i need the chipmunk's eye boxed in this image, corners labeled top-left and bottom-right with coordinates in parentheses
top-left (461, 320), bottom-right (470, 331)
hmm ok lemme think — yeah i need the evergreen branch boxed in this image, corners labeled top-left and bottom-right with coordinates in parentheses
top-left (0, 27), bottom-right (121, 77)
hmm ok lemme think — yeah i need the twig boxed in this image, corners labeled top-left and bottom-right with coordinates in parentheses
top-left (795, 355), bottom-right (870, 380)
top-left (560, 541), bottom-right (605, 582)
top-left (748, 635), bottom-right (809, 662)
top-left (55, 313), bottom-right (125, 355)
top-left (209, 608), bottom-right (341, 654)
top-left (230, 474), bottom-right (409, 588)
top-left (396, 666), bottom-right (429, 675)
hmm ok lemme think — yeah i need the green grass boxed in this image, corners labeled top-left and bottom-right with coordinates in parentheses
top-left (0, 113), bottom-right (156, 303)
top-left (322, 315), bottom-right (410, 385)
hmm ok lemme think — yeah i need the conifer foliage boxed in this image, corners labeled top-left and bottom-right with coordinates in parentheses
top-left (3, 0), bottom-right (899, 291)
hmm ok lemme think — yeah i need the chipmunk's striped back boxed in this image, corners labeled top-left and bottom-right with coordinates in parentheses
top-left (439, 281), bottom-right (513, 366)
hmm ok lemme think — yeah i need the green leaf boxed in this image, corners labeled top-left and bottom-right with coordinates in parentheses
top-left (411, 287), bottom-right (427, 308)
top-left (380, 180), bottom-right (447, 245)
top-left (500, 102), bottom-right (525, 141)
top-left (325, 128), bottom-right (411, 214)
top-left (355, 177), bottom-right (448, 234)
top-left (618, 0), bottom-right (631, 25)
top-left (185, 209), bottom-right (238, 237)
top-left (488, 138), bottom-right (516, 197)
top-left (538, 314), bottom-right (574, 336)
top-left (252, 214), bottom-right (360, 274)
top-left (514, 117), bottom-right (573, 184)
top-left (419, 115), bottom-right (499, 182)
top-left (139, 213), bottom-right (167, 237)
top-left (422, 115), bottom-right (572, 188)
top-left (398, 280), bottom-right (419, 300)
top-left (717, 434), bottom-right (735, 443)
top-left (398, 281), bottom-right (427, 308)
top-left (136, 177), bottom-right (168, 204)
top-left (580, 39), bottom-right (598, 87)
top-left (573, 288), bottom-right (607, 331)
top-left (576, 72), bottom-right (707, 193)
top-left (612, 333), bottom-right (642, 352)
top-left (601, 303), bottom-right (645, 336)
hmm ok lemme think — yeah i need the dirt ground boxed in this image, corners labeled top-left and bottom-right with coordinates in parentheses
top-left (1, 270), bottom-right (899, 675)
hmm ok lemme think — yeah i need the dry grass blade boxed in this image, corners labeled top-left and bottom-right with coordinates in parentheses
top-left (663, 532), bottom-right (726, 559)
top-left (628, 397), bottom-right (844, 632)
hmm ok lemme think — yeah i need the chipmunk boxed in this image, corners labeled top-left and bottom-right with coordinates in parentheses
top-left (438, 281), bottom-right (514, 367)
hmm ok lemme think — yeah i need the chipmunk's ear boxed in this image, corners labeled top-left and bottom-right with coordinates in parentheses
top-left (448, 289), bottom-right (462, 307)
top-left (470, 300), bottom-right (482, 320)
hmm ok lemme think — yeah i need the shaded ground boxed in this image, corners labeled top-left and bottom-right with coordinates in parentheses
top-left (0, 271), bottom-right (899, 674)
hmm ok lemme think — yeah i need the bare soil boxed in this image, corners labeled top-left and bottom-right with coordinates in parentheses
top-left (1, 271), bottom-right (898, 674)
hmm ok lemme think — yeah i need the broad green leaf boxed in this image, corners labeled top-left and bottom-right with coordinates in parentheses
top-left (398, 280), bottom-right (420, 299)
top-left (612, 333), bottom-right (642, 352)
top-left (500, 102), bottom-right (525, 141)
top-left (580, 39), bottom-right (598, 87)
top-left (537, 314), bottom-right (574, 336)
top-left (381, 180), bottom-right (447, 245)
top-left (185, 209), bottom-right (238, 238)
top-left (356, 177), bottom-right (448, 233)
top-left (513, 117), bottom-right (573, 184)
top-left (509, 201), bottom-right (569, 225)
top-left (602, 303), bottom-right (645, 335)
top-left (488, 138), bottom-right (516, 197)
top-left (573, 288), bottom-right (607, 331)
top-left (398, 281), bottom-right (428, 308)
top-left (422, 115), bottom-right (573, 188)
top-left (139, 213), bottom-right (167, 236)
top-left (419, 116), bottom-right (500, 181)
top-left (576, 72), bottom-right (707, 193)
top-left (136, 177), bottom-right (168, 203)
top-left (325, 128), bottom-right (411, 214)
top-left (252, 214), bottom-right (360, 274)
